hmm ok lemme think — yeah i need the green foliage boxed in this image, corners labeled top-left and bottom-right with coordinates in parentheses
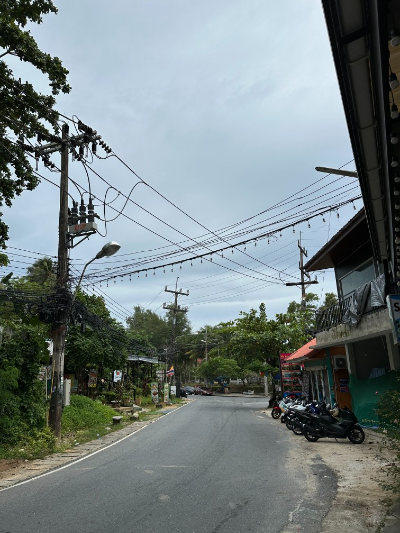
top-left (126, 305), bottom-right (192, 352)
top-left (376, 381), bottom-right (400, 494)
top-left (197, 356), bottom-right (240, 379)
top-left (126, 305), bottom-right (171, 349)
top-left (0, 317), bottom-right (50, 443)
top-left (26, 256), bottom-right (56, 287)
top-left (0, 0), bottom-right (71, 248)
top-left (0, 427), bottom-right (56, 459)
top-left (61, 395), bottom-right (117, 432)
top-left (65, 290), bottom-right (129, 371)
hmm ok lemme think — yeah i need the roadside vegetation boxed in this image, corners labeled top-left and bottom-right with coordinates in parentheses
top-left (377, 379), bottom-right (400, 494)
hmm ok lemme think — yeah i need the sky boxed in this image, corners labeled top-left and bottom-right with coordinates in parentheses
top-left (1, 0), bottom-right (362, 332)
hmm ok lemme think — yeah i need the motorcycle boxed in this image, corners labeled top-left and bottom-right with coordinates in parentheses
top-left (295, 404), bottom-right (365, 444)
top-left (270, 397), bottom-right (282, 419)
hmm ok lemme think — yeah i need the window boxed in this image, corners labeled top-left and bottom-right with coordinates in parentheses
top-left (339, 259), bottom-right (375, 297)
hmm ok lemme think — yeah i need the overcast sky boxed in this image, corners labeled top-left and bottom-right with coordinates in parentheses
top-left (2, 0), bottom-right (362, 331)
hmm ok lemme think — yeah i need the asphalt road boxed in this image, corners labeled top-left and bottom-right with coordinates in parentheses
top-left (0, 397), bottom-right (336, 533)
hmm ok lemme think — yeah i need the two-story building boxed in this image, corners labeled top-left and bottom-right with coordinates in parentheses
top-left (304, 0), bottom-right (400, 423)
top-left (304, 209), bottom-right (400, 423)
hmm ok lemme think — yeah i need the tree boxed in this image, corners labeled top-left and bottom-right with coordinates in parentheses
top-left (65, 290), bottom-right (128, 374)
top-left (126, 305), bottom-right (170, 350)
top-left (196, 356), bottom-right (240, 381)
top-left (0, 278), bottom-right (51, 444)
top-left (26, 256), bottom-right (56, 287)
top-left (0, 1), bottom-right (71, 248)
top-left (320, 292), bottom-right (338, 309)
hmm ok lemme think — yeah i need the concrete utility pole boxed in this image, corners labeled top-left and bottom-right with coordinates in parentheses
top-left (48, 124), bottom-right (69, 439)
top-left (285, 232), bottom-right (318, 305)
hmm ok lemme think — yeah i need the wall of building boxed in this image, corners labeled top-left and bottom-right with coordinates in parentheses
top-left (349, 371), bottom-right (400, 425)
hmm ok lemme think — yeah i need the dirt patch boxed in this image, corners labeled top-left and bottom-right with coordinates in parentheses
top-left (0, 459), bottom-right (29, 480)
top-left (279, 422), bottom-right (396, 532)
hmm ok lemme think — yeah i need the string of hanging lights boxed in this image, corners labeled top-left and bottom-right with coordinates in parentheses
top-left (73, 195), bottom-right (362, 288)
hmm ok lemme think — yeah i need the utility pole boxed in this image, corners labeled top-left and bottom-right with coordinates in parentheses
top-left (40, 122), bottom-right (103, 439)
top-left (48, 124), bottom-right (69, 439)
top-left (285, 232), bottom-right (318, 305)
top-left (163, 277), bottom-right (189, 344)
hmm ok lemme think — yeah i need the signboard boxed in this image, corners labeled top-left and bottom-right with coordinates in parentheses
top-left (151, 382), bottom-right (159, 403)
top-left (113, 370), bottom-right (122, 382)
top-left (170, 386), bottom-right (176, 396)
top-left (163, 382), bottom-right (169, 403)
top-left (387, 294), bottom-right (400, 344)
top-left (88, 369), bottom-right (97, 387)
top-left (156, 370), bottom-right (164, 381)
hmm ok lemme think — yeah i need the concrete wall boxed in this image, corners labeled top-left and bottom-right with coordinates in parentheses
top-left (316, 307), bottom-right (391, 347)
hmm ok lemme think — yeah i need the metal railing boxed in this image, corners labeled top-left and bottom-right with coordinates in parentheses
top-left (315, 280), bottom-right (394, 333)
top-left (315, 293), bottom-right (355, 332)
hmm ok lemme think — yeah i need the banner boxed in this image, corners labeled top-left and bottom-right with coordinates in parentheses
top-left (151, 382), bottom-right (159, 403)
top-left (166, 366), bottom-right (174, 377)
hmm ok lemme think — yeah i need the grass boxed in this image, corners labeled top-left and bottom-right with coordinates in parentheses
top-left (0, 395), bottom-right (185, 461)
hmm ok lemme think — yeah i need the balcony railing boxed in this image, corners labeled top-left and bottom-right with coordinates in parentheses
top-left (315, 293), bottom-right (355, 332)
top-left (315, 276), bottom-right (393, 333)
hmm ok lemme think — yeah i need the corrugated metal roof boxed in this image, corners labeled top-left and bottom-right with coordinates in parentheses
top-left (285, 338), bottom-right (317, 361)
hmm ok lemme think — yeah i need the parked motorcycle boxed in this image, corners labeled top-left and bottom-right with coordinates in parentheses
top-left (295, 404), bottom-right (365, 444)
top-left (270, 398), bottom-right (282, 419)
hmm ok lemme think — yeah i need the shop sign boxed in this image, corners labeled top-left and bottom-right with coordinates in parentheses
top-left (387, 294), bottom-right (400, 345)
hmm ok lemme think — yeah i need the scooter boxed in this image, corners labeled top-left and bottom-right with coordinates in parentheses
top-left (297, 405), bottom-right (365, 444)
top-left (271, 398), bottom-right (282, 419)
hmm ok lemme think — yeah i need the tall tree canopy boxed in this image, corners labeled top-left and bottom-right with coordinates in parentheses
top-left (0, 0), bottom-right (70, 248)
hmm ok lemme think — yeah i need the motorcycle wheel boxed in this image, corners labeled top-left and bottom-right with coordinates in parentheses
top-left (348, 425), bottom-right (365, 444)
top-left (285, 418), bottom-right (293, 431)
top-left (292, 421), bottom-right (304, 435)
top-left (304, 430), bottom-right (319, 442)
top-left (271, 409), bottom-right (281, 419)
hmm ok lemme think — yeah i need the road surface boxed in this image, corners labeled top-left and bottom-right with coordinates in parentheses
top-left (0, 396), bottom-right (335, 532)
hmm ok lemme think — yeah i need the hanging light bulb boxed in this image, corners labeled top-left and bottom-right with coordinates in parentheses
top-left (391, 29), bottom-right (400, 47)
top-left (391, 131), bottom-right (399, 144)
top-left (353, 203), bottom-right (356, 210)
top-left (395, 189), bottom-right (400, 196)
top-left (292, 226), bottom-right (295, 233)
top-left (395, 172), bottom-right (400, 183)
top-left (395, 216), bottom-right (400, 221)
top-left (391, 104), bottom-right (399, 119)
top-left (395, 226), bottom-right (400, 232)
top-left (307, 220), bottom-right (311, 228)
top-left (395, 203), bottom-right (400, 210)
top-left (392, 156), bottom-right (399, 167)
top-left (323, 217), bottom-right (326, 222)
top-left (396, 236), bottom-right (400, 244)
top-left (390, 72), bottom-right (399, 90)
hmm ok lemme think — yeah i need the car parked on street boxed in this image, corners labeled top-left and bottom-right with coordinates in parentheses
top-left (200, 388), bottom-right (213, 396)
top-left (182, 386), bottom-right (195, 395)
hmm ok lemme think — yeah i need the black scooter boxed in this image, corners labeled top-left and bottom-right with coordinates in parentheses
top-left (297, 406), bottom-right (365, 444)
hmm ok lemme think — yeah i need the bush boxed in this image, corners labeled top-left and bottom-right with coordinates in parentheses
top-left (62, 395), bottom-right (117, 432)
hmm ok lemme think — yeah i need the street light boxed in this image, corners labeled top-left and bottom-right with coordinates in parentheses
top-left (315, 166), bottom-right (358, 178)
top-left (71, 241), bottom-right (121, 306)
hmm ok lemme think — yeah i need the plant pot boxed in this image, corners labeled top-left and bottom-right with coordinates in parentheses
top-left (135, 397), bottom-right (142, 406)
